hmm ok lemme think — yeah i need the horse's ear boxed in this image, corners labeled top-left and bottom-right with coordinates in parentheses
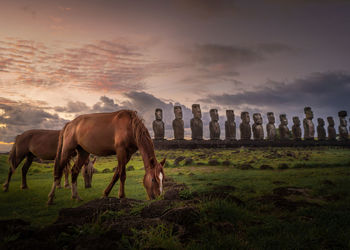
top-left (92, 157), bottom-right (97, 164)
top-left (160, 158), bottom-right (166, 166)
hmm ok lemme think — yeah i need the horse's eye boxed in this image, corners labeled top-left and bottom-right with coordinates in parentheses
top-left (152, 178), bottom-right (156, 183)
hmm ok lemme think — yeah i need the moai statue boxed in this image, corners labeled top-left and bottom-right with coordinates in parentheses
top-left (252, 113), bottom-right (264, 140)
top-left (338, 111), bottom-right (349, 140)
top-left (327, 116), bottom-right (337, 140)
top-left (279, 114), bottom-right (290, 140)
top-left (266, 112), bottom-right (276, 140)
top-left (190, 104), bottom-right (203, 140)
top-left (172, 106), bottom-right (184, 140)
top-left (240, 112), bottom-right (251, 140)
top-left (209, 109), bottom-right (220, 140)
top-left (303, 107), bottom-right (315, 140)
top-left (225, 110), bottom-right (236, 140)
top-left (292, 116), bottom-right (302, 140)
top-left (317, 118), bottom-right (326, 141)
top-left (152, 108), bottom-right (164, 140)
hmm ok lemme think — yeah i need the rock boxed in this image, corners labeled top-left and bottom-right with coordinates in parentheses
top-left (141, 200), bottom-right (173, 218)
top-left (174, 156), bottom-right (186, 166)
top-left (277, 163), bottom-right (289, 170)
top-left (208, 159), bottom-right (219, 165)
top-left (196, 162), bottom-right (206, 166)
top-left (238, 164), bottom-right (253, 170)
top-left (222, 160), bottom-right (231, 166)
top-left (126, 165), bottom-right (135, 171)
top-left (161, 207), bottom-right (199, 226)
top-left (164, 183), bottom-right (186, 200)
top-left (260, 164), bottom-right (273, 170)
top-left (102, 168), bottom-right (111, 173)
top-left (184, 157), bottom-right (193, 165)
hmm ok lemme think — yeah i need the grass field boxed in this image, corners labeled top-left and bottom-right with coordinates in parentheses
top-left (1, 147), bottom-right (350, 249)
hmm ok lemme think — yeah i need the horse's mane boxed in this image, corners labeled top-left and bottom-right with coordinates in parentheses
top-left (125, 110), bottom-right (155, 160)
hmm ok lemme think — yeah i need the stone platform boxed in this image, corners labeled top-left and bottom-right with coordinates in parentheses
top-left (153, 139), bottom-right (350, 149)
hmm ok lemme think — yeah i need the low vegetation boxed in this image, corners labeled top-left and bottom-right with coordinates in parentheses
top-left (0, 147), bottom-right (350, 249)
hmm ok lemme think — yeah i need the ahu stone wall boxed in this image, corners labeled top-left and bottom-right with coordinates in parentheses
top-left (151, 106), bottom-right (350, 149)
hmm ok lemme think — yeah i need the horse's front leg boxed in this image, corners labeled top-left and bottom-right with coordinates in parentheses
top-left (71, 150), bottom-right (89, 201)
top-left (103, 147), bottom-right (129, 198)
top-left (119, 152), bottom-right (131, 198)
top-left (21, 155), bottom-right (33, 189)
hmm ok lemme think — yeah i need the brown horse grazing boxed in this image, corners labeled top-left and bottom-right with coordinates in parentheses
top-left (47, 110), bottom-right (165, 205)
top-left (3, 130), bottom-right (94, 192)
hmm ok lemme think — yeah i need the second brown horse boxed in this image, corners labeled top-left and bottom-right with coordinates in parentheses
top-left (3, 129), bottom-right (95, 192)
top-left (48, 110), bottom-right (165, 204)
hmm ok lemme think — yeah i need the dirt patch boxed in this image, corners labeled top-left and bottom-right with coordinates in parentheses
top-left (273, 187), bottom-right (311, 197)
top-left (257, 195), bottom-right (321, 212)
top-left (322, 179), bottom-right (336, 186)
top-left (272, 181), bottom-right (287, 185)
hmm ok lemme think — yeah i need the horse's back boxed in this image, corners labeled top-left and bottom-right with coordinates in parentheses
top-left (18, 129), bottom-right (60, 160)
top-left (67, 110), bottom-right (134, 156)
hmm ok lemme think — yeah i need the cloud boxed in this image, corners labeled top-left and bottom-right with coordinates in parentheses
top-left (176, 0), bottom-right (236, 19)
top-left (175, 42), bottom-right (297, 92)
top-left (0, 97), bottom-right (68, 143)
top-left (0, 38), bottom-right (177, 93)
top-left (92, 96), bottom-right (121, 113)
top-left (187, 43), bottom-right (296, 67)
top-left (199, 71), bottom-right (350, 115)
top-left (54, 101), bottom-right (90, 113)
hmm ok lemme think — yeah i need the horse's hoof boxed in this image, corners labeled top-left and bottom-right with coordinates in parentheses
top-left (47, 199), bottom-right (54, 206)
top-left (21, 185), bottom-right (28, 190)
top-left (64, 185), bottom-right (71, 189)
top-left (71, 196), bottom-right (83, 201)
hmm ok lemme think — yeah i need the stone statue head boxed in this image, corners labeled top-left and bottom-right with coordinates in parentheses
top-left (267, 112), bottom-right (275, 124)
top-left (174, 106), bottom-right (183, 119)
top-left (253, 113), bottom-right (262, 125)
top-left (192, 104), bottom-right (202, 119)
top-left (293, 116), bottom-right (300, 126)
top-left (226, 110), bottom-right (235, 121)
top-left (241, 112), bottom-right (250, 124)
top-left (339, 111), bottom-right (347, 126)
top-left (304, 107), bottom-right (314, 119)
top-left (210, 109), bottom-right (219, 122)
top-left (327, 116), bottom-right (335, 126)
top-left (155, 108), bottom-right (162, 120)
top-left (280, 114), bottom-right (288, 125)
top-left (318, 118), bottom-right (325, 126)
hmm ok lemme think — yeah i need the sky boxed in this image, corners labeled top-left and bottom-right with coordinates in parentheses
top-left (0, 0), bottom-right (350, 151)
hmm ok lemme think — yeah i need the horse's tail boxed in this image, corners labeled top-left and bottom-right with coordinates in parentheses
top-left (8, 136), bottom-right (19, 173)
top-left (54, 122), bottom-right (69, 179)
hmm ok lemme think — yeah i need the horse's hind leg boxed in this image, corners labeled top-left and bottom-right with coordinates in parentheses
top-left (21, 154), bottom-right (34, 189)
top-left (3, 155), bottom-right (24, 192)
top-left (48, 150), bottom-right (74, 205)
top-left (71, 148), bottom-right (89, 201)
top-left (64, 165), bottom-right (71, 189)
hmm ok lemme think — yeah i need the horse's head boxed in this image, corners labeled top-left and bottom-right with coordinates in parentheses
top-left (143, 158), bottom-right (166, 199)
top-left (81, 156), bottom-right (96, 188)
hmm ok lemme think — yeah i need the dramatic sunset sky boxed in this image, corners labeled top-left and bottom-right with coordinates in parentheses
top-left (1, 0), bottom-right (350, 151)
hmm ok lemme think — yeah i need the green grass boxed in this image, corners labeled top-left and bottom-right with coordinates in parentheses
top-left (0, 147), bottom-right (350, 249)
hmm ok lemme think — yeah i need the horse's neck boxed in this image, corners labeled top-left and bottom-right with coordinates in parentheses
top-left (137, 142), bottom-right (156, 170)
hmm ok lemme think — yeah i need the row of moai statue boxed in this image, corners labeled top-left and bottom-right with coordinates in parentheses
top-left (152, 105), bottom-right (349, 141)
